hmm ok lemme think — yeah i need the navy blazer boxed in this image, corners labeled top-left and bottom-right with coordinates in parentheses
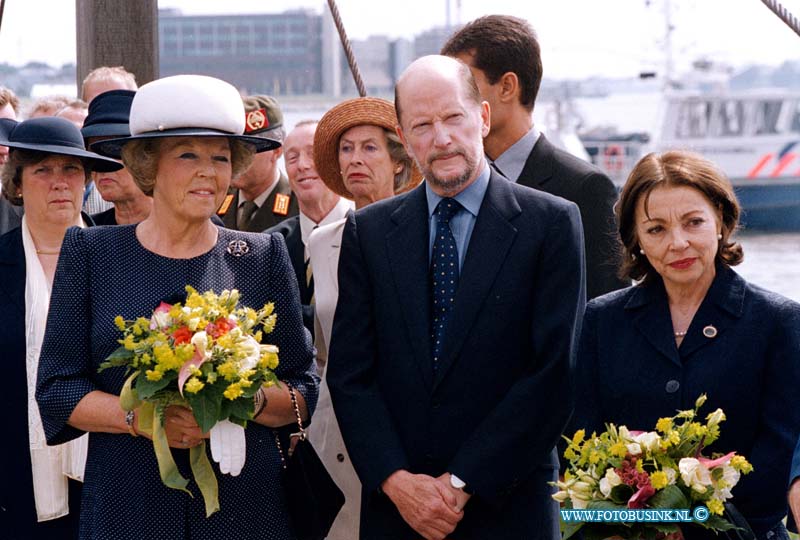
top-left (0, 228), bottom-right (81, 538)
top-left (265, 215), bottom-right (315, 338)
top-left (570, 265), bottom-right (800, 537)
top-left (517, 134), bottom-right (627, 299)
top-left (327, 172), bottom-right (586, 539)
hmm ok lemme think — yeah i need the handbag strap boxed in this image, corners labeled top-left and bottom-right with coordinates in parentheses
top-left (274, 382), bottom-right (305, 468)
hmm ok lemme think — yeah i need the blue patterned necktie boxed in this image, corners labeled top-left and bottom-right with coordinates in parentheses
top-left (430, 198), bottom-right (461, 370)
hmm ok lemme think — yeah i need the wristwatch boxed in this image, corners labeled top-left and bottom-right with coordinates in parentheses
top-left (450, 473), bottom-right (469, 492)
top-left (125, 410), bottom-right (138, 437)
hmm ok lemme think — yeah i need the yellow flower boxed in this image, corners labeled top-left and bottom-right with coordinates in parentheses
top-left (656, 417), bottom-right (673, 433)
top-left (609, 441), bottom-right (627, 458)
top-left (206, 371), bottom-right (218, 384)
top-left (223, 383), bottom-right (244, 400)
top-left (588, 451), bottom-right (601, 465)
top-left (564, 447), bottom-right (577, 461)
top-left (572, 430), bottom-right (586, 445)
top-left (650, 471), bottom-right (668, 490)
top-left (145, 369), bottom-right (163, 381)
top-left (217, 361), bottom-right (239, 380)
top-left (635, 458), bottom-right (644, 473)
top-left (184, 377), bottom-right (205, 394)
top-left (122, 334), bottom-right (137, 350)
top-left (707, 498), bottom-right (724, 515)
top-left (730, 455), bottom-right (753, 474)
top-left (114, 315), bottom-right (126, 331)
top-left (668, 430), bottom-right (681, 445)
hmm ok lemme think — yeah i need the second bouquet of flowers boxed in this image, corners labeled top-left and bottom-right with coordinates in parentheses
top-left (554, 395), bottom-right (753, 540)
top-left (100, 285), bottom-right (281, 516)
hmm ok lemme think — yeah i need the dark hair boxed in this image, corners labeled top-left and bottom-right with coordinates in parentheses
top-left (394, 59), bottom-right (482, 123)
top-left (441, 15), bottom-right (542, 112)
top-left (1, 149), bottom-right (92, 205)
top-left (617, 150), bottom-right (743, 283)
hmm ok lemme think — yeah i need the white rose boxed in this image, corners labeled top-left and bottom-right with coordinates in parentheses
top-left (714, 466), bottom-right (740, 500)
top-left (663, 467), bottom-right (677, 485)
top-left (150, 310), bottom-right (171, 330)
top-left (679, 458), bottom-right (713, 493)
top-left (634, 431), bottom-right (662, 453)
top-left (239, 335), bottom-right (261, 371)
top-left (626, 442), bottom-right (642, 456)
top-left (191, 331), bottom-right (210, 359)
top-left (599, 468), bottom-right (622, 498)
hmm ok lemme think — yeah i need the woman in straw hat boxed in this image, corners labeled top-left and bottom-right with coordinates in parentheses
top-left (0, 116), bottom-right (122, 538)
top-left (307, 96), bottom-right (422, 540)
top-left (36, 75), bottom-right (318, 539)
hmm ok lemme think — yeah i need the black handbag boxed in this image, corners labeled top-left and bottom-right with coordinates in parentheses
top-left (275, 383), bottom-right (345, 540)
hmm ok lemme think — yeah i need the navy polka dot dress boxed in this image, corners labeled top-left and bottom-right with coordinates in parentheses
top-left (36, 225), bottom-right (319, 540)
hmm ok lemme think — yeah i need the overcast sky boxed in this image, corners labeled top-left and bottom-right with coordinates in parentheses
top-left (0, 0), bottom-right (798, 79)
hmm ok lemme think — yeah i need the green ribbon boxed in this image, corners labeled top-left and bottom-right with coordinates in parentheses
top-left (120, 371), bottom-right (220, 516)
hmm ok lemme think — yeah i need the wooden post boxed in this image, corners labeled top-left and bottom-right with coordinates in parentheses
top-left (75, 0), bottom-right (159, 94)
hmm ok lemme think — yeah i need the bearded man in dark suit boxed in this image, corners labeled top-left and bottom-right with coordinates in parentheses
top-left (327, 55), bottom-right (585, 540)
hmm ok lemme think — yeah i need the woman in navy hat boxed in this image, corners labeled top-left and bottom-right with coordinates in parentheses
top-left (81, 89), bottom-right (152, 225)
top-left (35, 75), bottom-right (318, 539)
top-left (0, 116), bottom-right (122, 539)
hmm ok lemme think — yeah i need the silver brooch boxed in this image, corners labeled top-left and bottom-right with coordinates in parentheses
top-left (702, 325), bottom-right (718, 338)
top-left (227, 239), bottom-right (250, 257)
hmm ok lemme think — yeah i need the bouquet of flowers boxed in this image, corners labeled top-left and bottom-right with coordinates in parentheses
top-left (100, 285), bottom-right (280, 516)
top-left (554, 395), bottom-right (753, 540)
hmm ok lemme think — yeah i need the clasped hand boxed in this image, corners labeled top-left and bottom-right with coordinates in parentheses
top-left (382, 470), bottom-right (469, 540)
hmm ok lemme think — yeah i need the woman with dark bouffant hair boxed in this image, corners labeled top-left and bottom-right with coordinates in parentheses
top-left (568, 150), bottom-right (800, 540)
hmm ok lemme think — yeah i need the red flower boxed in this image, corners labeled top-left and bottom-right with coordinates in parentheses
top-left (214, 317), bottom-right (234, 336)
top-left (172, 326), bottom-right (192, 345)
top-left (628, 483), bottom-right (656, 509)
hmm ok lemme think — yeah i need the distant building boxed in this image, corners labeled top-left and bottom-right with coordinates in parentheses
top-left (413, 25), bottom-right (460, 58)
top-left (158, 8), bottom-right (323, 95)
top-left (343, 36), bottom-right (393, 96)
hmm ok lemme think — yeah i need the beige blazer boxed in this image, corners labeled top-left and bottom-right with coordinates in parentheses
top-left (307, 216), bottom-right (361, 540)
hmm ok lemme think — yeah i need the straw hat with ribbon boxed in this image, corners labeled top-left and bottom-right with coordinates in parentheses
top-left (313, 97), bottom-right (422, 200)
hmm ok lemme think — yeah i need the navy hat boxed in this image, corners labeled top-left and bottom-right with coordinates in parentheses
top-left (81, 89), bottom-right (134, 140)
top-left (0, 117), bottom-right (123, 172)
top-left (0, 118), bottom-right (16, 139)
top-left (91, 75), bottom-right (280, 159)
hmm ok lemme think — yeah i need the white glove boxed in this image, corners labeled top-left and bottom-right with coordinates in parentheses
top-left (209, 419), bottom-right (247, 476)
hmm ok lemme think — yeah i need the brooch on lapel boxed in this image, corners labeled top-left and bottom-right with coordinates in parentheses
top-left (702, 325), bottom-right (718, 339)
top-left (226, 239), bottom-right (250, 257)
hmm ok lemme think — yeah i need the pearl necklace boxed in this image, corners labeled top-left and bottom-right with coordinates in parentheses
top-left (674, 330), bottom-right (688, 338)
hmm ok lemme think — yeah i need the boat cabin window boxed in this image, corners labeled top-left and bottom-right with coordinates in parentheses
top-left (716, 100), bottom-right (744, 136)
top-left (675, 100), bottom-right (712, 138)
top-left (753, 100), bottom-right (781, 135)
top-left (790, 101), bottom-right (800, 133)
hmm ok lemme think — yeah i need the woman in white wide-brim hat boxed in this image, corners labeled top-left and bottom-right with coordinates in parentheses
top-left (36, 75), bottom-right (318, 539)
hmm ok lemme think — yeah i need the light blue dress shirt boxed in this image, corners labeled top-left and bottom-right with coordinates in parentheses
top-left (492, 126), bottom-right (540, 183)
top-left (425, 161), bottom-right (491, 271)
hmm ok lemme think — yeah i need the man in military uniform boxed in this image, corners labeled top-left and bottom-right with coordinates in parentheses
top-left (218, 95), bottom-right (298, 231)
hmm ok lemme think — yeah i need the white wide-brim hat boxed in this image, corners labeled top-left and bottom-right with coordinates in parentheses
top-left (91, 74), bottom-right (280, 158)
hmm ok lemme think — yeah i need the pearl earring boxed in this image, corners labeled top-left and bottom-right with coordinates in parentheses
top-left (717, 233), bottom-right (723, 240)
top-left (639, 248), bottom-right (645, 255)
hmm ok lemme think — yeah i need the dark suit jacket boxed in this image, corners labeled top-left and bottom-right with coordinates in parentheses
top-left (517, 134), bottom-right (627, 299)
top-left (219, 172), bottom-right (298, 231)
top-left (265, 215), bottom-right (314, 338)
top-left (570, 266), bottom-right (800, 537)
top-left (0, 197), bottom-right (23, 236)
top-left (327, 172), bottom-right (586, 539)
top-left (0, 228), bottom-right (81, 538)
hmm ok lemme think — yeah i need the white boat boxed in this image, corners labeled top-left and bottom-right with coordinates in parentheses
top-left (582, 89), bottom-right (800, 231)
